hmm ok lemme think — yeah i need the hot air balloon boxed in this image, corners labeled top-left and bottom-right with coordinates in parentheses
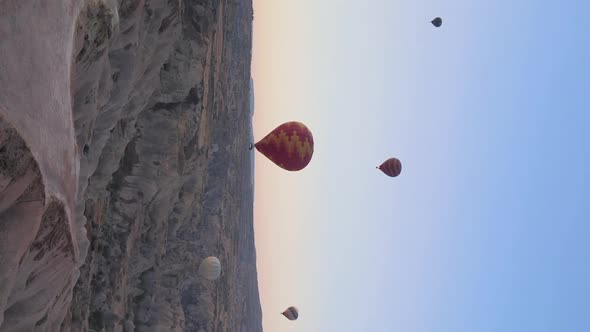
top-left (377, 158), bottom-right (402, 177)
top-left (281, 306), bottom-right (299, 321)
top-left (431, 17), bottom-right (442, 27)
top-left (251, 121), bottom-right (314, 171)
top-left (199, 256), bottom-right (221, 280)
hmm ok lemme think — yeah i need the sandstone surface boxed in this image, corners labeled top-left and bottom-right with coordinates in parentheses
top-left (0, 0), bottom-right (261, 331)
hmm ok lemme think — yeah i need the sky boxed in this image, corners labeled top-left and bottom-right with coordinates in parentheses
top-left (250, 0), bottom-right (590, 331)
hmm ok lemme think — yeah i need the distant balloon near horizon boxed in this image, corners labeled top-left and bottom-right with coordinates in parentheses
top-left (431, 17), bottom-right (443, 27)
top-left (378, 158), bottom-right (402, 177)
top-left (251, 121), bottom-right (314, 171)
top-left (199, 256), bottom-right (222, 280)
top-left (281, 306), bottom-right (299, 321)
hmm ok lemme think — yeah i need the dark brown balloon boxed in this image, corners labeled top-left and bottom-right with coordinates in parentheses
top-left (431, 17), bottom-right (443, 27)
top-left (377, 158), bottom-right (402, 177)
top-left (281, 306), bottom-right (299, 321)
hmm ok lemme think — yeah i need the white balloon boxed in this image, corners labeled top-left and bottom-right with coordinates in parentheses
top-left (199, 256), bottom-right (221, 280)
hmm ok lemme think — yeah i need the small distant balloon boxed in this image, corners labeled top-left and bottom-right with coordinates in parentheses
top-left (199, 256), bottom-right (221, 280)
top-left (281, 306), bottom-right (299, 321)
top-left (252, 121), bottom-right (314, 171)
top-left (431, 17), bottom-right (442, 27)
top-left (377, 158), bottom-right (402, 177)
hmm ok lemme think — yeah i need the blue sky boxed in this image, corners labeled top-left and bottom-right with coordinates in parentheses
top-left (252, 0), bottom-right (590, 331)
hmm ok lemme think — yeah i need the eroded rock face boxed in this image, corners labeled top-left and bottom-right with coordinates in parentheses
top-left (0, 0), bottom-right (261, 331)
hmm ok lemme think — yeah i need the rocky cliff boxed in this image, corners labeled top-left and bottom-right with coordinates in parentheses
top-left (0, 0), bottom-right (261, 331)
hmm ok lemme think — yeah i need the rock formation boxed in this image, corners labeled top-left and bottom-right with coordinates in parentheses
top-left (0, 0), bottom-right (261, 331)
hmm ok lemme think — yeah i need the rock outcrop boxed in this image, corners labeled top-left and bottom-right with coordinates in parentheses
top-left (0, 0), bottom-right (261, 331)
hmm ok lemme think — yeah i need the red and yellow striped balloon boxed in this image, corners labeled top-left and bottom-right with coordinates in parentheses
top-left (378, 158), bottom-right (402, 177)
top-left (254, 121), bottom-right (314, 171)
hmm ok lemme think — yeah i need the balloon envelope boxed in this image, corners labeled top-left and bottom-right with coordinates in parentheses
top-left (254, 121), bottom-right (314, 171)
top-left (281, 306), bottom-right (299, 321)
top-left (199, 256), bottom-right (221, 280)
top-left (431, 17), bottom-right (442, 27)
top-left (378, 158), bottom-right (402, 177)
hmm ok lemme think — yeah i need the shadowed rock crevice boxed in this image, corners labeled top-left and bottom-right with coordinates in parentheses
top-left (30, 202), bottom-right (75, 262)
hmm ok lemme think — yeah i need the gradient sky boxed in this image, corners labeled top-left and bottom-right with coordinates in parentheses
top-left (251, 0), bottom-right (590, 331)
